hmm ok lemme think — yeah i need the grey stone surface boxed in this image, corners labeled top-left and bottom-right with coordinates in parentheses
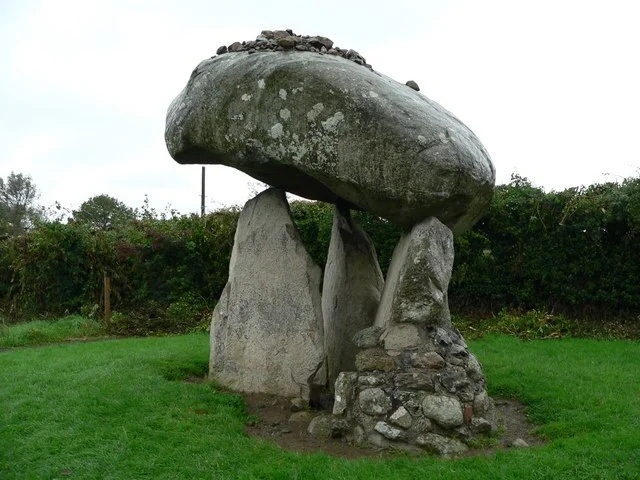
top-left (307, 414), bottom-right (350, 438)
top-left (511, 438), bottom-right (530, 448)
top-left (374, 217), bottom-right (454, 328)
top-left (411, 352), bottom-right (445, 369)
top-left (166, 50), bottom-right (495, 234)
top-left (358, 374), bottom-right (386, 387)
top-left (405, 80), bottom-right (420, 91)
top-left (395, 371), bottom-right (436, 390)
top-left (466, 353), bottom-right (485, 381)
top-left (209, 188), bottom-right (324, 400)
top-left (473, 390), bottom-right (497, 429)
top-left (289, 410), bottom-right (315, 423)
top-left (470, 417), bottom-right (492, 434)
top-left (374, 421), bottom-right (406, 441)
top-left (447, 343), bottom-right (469, 367)
top-left (322, 206), bottom-right (384, 388)
top-left (367, 432), bottom-right (390, 448)
top-left (389, 406), bottom-right (413, 429)
top-left (421, 394), bottom-right (464, 428)
top-left (358, 388), bottom-right (392, 416)
top-left (381, 324), bottom-right (421, 351)
top-left (333, 372), bottom-right (358, 415)
top-left (473, 390), bottom-right (492, 416)
top-left (438, 365), bottom-right (471, 395)
top-left (409, 416), bottom-right (433, 434)
top-left (355, 348), bottom-right (395, 372)
top-left (416, 433), bottom-right (468, 456)
top-left (307, 414), bottom-right (332, 438)
top-left (352, 326), bottom-right (383, 349)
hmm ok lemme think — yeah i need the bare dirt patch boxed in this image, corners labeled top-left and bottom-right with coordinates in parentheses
top-left (243, 393), bottom-right (544, 459)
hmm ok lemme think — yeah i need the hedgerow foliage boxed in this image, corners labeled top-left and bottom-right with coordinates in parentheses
top-left (0, 209), bottom-right (239, 334)
top-left (450, 175), bottom-right (640, 319)
top-left (0, 176), bottom-right (638, 334)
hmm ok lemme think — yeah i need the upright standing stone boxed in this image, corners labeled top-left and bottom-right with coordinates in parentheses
top-left (322, 206), bottom-right (384, 389)
top-left (375, 217), bottom-right (454, 329)
top-left (210, 188), bottom-right (324, 400)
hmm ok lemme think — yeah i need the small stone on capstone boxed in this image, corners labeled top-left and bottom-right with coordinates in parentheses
top-left (406, 80), bottom-right (420, 91)
top-left (277, 37), bottom-right (296, 48)
top-left (216, 45), bottom-right (228, 55)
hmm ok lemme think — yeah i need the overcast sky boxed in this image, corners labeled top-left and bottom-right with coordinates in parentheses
top-left (1, 0), bottom-right (638, 216)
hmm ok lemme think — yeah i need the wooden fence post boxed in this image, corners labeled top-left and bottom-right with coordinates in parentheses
top-left (104, 271), bottom-right (111, 329)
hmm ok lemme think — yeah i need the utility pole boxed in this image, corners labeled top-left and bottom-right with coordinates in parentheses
top-left (201, 166), bottom-right (205, 216)
top-left (103, 270), bottom-right (111, 330)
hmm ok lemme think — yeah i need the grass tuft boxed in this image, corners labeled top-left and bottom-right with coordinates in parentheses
top-left (0, 315), bottom-right (106, 349)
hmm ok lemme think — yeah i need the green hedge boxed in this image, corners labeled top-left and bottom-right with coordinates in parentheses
top-left (0, 177), bottom-right (638, 332)
top-left (450, 176), bottom-right (640, 319)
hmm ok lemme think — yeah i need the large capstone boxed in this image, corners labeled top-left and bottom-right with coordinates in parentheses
top-left (209, 188), bottom-right (324, 399)
top-left (322, 206), bottom-right (384, 388)
top-left (166, 50), bottom-right (495, 234)
top-left (375, 217), bottom-right (454, 329)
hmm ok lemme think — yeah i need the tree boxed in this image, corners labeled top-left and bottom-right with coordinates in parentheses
top-left (0, 172), bottom-right (40, 236)
top-left (72, 194), bottom-right (135, 230)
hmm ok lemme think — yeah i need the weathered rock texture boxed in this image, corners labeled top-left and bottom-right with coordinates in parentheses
top-left (323, 217), bottom-right (496, 454)
top-left (166, 43), bottom-right (495, 234)
top-left (330, 324), bottom-right (496, 455)
top-left (209, 188), bottom-right (324, 400)
top-left (322, 206), bottom-right (384, 389)
top-left (375, 217), bottom-right (454, 330)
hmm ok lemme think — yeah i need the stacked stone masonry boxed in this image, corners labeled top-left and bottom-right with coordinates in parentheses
top-left (332, 324), bottom-right (496, 455)
top-left (215, 30), bottom-right (373, 70)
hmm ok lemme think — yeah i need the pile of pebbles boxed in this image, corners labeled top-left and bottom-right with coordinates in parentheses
top-left (215, 29), bottom-right (373, 70)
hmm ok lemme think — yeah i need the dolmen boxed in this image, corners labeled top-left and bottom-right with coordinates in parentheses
top-left (165, 30), bottom-right (497, 456)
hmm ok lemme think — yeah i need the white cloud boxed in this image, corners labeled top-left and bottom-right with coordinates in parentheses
top-left (1, 0), bottom-right (638, 217)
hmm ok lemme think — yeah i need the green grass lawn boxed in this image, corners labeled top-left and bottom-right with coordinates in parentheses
top-left (1, 334), bottom-right (639, 479)
top-left (0, 315), bottom-right (106, 349)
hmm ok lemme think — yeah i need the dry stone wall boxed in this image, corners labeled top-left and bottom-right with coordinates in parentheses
top-left (331, 324), bottom-right (496, 455)
top-left (317, 217), bottom-right (497, 454)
